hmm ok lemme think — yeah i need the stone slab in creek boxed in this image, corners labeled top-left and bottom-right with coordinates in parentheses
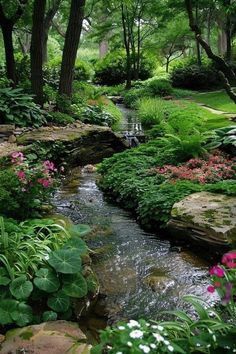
top-left (0, 320), bottom-right (91, 354)
top-left (167, 192), bottom-right (236, 248)
top-left (17, 121), bottom-right (127, 165)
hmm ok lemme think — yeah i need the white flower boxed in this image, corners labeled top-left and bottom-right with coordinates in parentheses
top-left (213, 335), bottom-right (216, 342)
top-left (151, 325), bottom-right (158, 329)
top-left (153, 333), bottom-right (164, 342)
top-left (127, 341), bottom-right (132, 347)
top-left (150, 344), bottom-right (157, 349)
top-left (129, 330), bottom-right (144, 339)
top-left (168, 345), bottom-right (174, 352)
top-left (164, 340), bottom-right (170, 345)
top-left (139, 344), bottom-right (150, 353)
top-left (44, 254), bottom-right (49, 260)
top-left (157, 325), bottom-right (164, 331)
top-left (196, 343), bottom-right (201, 347)
top-left (127, 320), bottom-right (140, 328)
top-left (116, 352), bottom-right (123, 354)
top-left (118, 326), bottom-right (125, 330)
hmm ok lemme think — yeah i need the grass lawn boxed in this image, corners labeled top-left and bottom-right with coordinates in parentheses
top-left (191, 90), bottom-right (236, 114)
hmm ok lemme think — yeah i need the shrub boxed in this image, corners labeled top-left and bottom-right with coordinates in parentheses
top-left (0, 87), bottom-right (47, 127)
top-left (48, 111), bottom-right (75, 125)
top-left (0, 217), bottom-right (94, 327)
top-left (80, 105), bottom-right (116, 127)
top-left (171, 64), bottom-right (222, 90)
top-left (74, 59), bottom-right (94, 81)
top-left (137, 98), bottom-right (170, 129)
top-left (147, 78), bottom-right (173, 97)
top-left (94, 50), bottom-right (154, 85)
top-left (123, 88), bottom-right (149, 108)
top-left (0, 152), bottom-right (59, 219)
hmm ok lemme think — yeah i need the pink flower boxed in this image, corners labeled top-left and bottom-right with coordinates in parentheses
top-left (11, 151), bottom-right (25, 164)
top-left (207, 286), bottom-right (215, 293)
top-left (214, 281), bottom-right (221, 288)
top-left (43, 160), bottom-right (55, 171)
top-left (37, 178), bottom-right (50, 188)
top-left (17, 170), bottom-right (26, 180)
top-left (209, 265), bottom-right (225, 278)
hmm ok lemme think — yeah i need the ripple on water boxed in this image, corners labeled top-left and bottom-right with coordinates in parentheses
top-left (53, 170), bottom-right (217, 323)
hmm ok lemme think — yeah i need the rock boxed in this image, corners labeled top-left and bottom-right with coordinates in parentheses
top-left (143, 269), bottom-right (175, 292)
top-left (17, 121), bottom-right (126, 165)
top-left (163, 95), bottom-right (174, 100)
top-left (168, 192), bottom-right (236, 249)
top-left (8, 134), bottom-right (17, 143)
top-left (0, 142), bottom-right (29, 159)
top-left (83, 164), bottom-right (97, 173)
top-left (0, 321), bottom-right (91, 354)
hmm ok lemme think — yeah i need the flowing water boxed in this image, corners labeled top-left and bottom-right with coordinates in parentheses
top-left (52, 104), bottom-right (216, 326)
top-left (53, 169), bottom-right (214, 325)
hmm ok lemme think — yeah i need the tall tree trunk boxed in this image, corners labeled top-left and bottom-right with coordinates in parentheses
top-left (195, 1), bottom-right (201, 66)
top-left (1, 23), bottom-right (17, 85)
top-left (31, 0), bottom-right (46, 106)
top-left (42, 0), bottom-right (61, 64)
top-left (59, 0), bottom-right (86, 98)
top-left (121, 4), bottom-right (132, 89)
top-left (99, 40), bottom-right (109, 59)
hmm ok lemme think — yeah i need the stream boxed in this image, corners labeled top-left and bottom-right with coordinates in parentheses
top-left (53, 104), bottom-right (214, 328)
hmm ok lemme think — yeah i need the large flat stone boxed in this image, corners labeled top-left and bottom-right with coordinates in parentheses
top-left (0, 320), bottom-right (91, 354)
top-left (167, 192), bottom-right (236, 248)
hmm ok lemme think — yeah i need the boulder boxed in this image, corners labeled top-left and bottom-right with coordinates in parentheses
top-left (0, 320), bottom-right (91, 354)
top-left (17, 121), bottom-right (127, 165)
top-left (167, 192), bottom-right (236, 249)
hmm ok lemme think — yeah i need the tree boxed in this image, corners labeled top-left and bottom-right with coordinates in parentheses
top-left (185, 0), bottom-right (236, 103)
top-left (0, 0), bottom-right (28, 85)
top-left (31, 0), bottom-right (46, 105)
top-left (59, 0), bottom-right (86, 98)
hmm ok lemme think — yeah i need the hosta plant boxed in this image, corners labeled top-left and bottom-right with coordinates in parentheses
top-left (0, 217), bottom-right (95, 327)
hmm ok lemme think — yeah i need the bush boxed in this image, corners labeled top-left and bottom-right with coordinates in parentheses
top-left (0, 152), bottom-right (58, 219)
top-left (147, 78), bottom-right (173, 97)
top-left (0, 217), bottom-right (94, 327)
top-left (137, 98), bottom-right (170, 129)
top-left (48, 111), bottom-right (75, 125)
top-left (123, 88), bottom-right (149, 108)
top-left (0, 87), bottom-right (48, 127)
top-left (94, 50), bottom-right (154, 85)
top-left (80, 105), bottom-right (116, 127)
top-left (171, 64), bottom-right (222, 90)
top-left (74, 59), bottom-right (94, 81)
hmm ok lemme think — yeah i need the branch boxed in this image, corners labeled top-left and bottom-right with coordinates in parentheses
top-left (185, 0), bottom-right (236, 104)
top-left (52, 20), bottom-right (66, 37)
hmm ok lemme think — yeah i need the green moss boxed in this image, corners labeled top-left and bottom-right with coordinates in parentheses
top-left (19, 330), bottom-right (34, 340)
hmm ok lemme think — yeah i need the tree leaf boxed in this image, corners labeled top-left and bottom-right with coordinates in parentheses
top-left (34, 268), bottom-right (60, 293)
top-left (62, 273), bottom-right (88, 298)
top-left (10, 276), bottom-right (33, 300)
top-left (48, 249), bottom-right (82, 274)
top-left (0, 267), bottom-right (11, 286)
top-left (47, 290), bottom-right (70, 312)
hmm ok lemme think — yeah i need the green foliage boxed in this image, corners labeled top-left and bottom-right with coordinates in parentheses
top-left (74, 59), bottom-right (94, 81)
top-left (94, 50), bottom-right (154, 85)
top-left (206, 125), bottom-right (236, 154)
top-left (0, 217), bottom-right (94, 327)
top-left (171, 64), bottom-right (222, 90)
top-left (92, 296), bottom-right (236, 354)
top-left (0, 88), bottom-right (47, 127)
top-left (146, 78), bottom-right (173, 96)
top-left (48, 111), bottom-right (75, 125)
top-left (137, 98), bottom-right (170, 129)
top-left (80, 105), bottom-right (117, 127)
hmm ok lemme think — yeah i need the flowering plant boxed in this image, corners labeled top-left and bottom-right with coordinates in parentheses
top-left (9, 151), bottom-right (59, 217)
top-left (151, 153), bottom-right (236, 184)
top-left (207, 251), bottom-right (236, 317)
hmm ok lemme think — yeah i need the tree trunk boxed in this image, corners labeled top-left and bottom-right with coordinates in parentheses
top-left (42, 0), bottom-right (61, 64)
top-left (31, 0), bottom-right (46, 106)
top-left (99, 40), bottom-right (109, 59)
top-left (59, 0), bottom-right (86, 98)
top-left (166, 57), bottom-right (170, 73)
top-left (196, 40), bottom-right (202, 66)
top-left (1, 23), bottom-right (17, 85)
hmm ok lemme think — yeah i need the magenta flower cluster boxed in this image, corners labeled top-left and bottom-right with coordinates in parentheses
top-left (152, 153), bottom-right (236, 184)
top-left (11, 151), bottom-right (57, 191)
top-left (207, 251), bottom-right (236, 306)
